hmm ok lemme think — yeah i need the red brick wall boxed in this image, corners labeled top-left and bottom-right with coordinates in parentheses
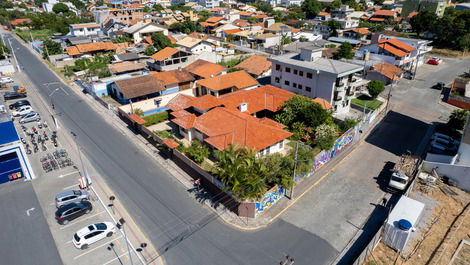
top-left (447, 98), bottom-right (470, 110)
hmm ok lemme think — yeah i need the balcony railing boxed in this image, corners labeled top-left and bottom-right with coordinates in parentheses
top-left (335, 86), bottom-right (345, 92)
top-left (346, 89), bottom-right (354, 96)
top-left (334, 94), bottom-right (343, 101)
top-left (336, 81), bottom-right (345, 87)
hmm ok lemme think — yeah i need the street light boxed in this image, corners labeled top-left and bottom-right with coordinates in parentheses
top-left (117, 218), bottom-right (134, 265)
top-left (70, 131), bottom-right (90, 188)
top-left (135, 243), bottom-right (148, 263)
top-left (107, 243), bottom-right (124, 265)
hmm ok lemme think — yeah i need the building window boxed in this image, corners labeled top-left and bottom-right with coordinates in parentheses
top-left (275, 64), bottom-right (281, 71)
top-left (299, 71), bottom-right (303, 76)
top-left (307, 72), bottom-right (313, 79)
top-left (285, 67), bottom-right (291, 73)
top-left (275, 77), bottom-right (280, 83)
top-left (279, 141), bottom-right (283, 149)
top-left (293, 83), bottom-right (297, 88)
top-left (293, 69), bottom-right (298, 75)
top-left (298, 84), bottom-right (303, 90)
top-left (266, 147), bottom-right (270, 154)
top-left (285, 80), bottom-right (290, 86)
top-left (306, 86), bottom-right (311, 92)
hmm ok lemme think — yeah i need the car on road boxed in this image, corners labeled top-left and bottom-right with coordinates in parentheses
top-left (0, 77), bottom-right (14, 84)
top-left (19, 111), bottom-right (40, 123)
top-left (11, 105), bottom-right (33, 117)
top-left (427, 57), bottom-right (442, 65)
top-left (3, 91), bottom-right (27, 100)
top-left (9, 100), bottom-right (30, 110)
top-left (55, 201), bottom-right (93, 225)
top-left (55, 190), bottom-right (90, 208)
top-left (73, 222), bottom-right (116, 249)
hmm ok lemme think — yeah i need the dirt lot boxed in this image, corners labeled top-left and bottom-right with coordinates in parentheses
top-left (365, 180), bottom-right (470, 265)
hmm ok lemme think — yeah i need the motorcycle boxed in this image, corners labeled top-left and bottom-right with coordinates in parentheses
top-left (38, 121), bottom-right (42, 129)
top-left (21, 137), bottom-right (26, 144)
top-left (25, 144), bottom-right (31, 155)
top-left (41, 142), bottom-right (47, 151)
top-left (21, 125), bottom-right (27, 132)
top-left (32, 126), bottom-right (37, 134)
top-left (43, 132), bottom-right (48, 141)
top-left (43, 121), bottom-right (48, 128)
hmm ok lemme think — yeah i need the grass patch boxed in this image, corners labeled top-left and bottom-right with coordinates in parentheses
top-left (17, 29), bottom-right (53, 42)
top-left (143, 111), bottom-right (168, 127)
top-left (351, 95), bottom-right (383, 110)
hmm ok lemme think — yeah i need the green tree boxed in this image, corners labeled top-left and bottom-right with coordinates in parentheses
top-left (112, 36), bottom-right (132, 43)
top-left (410, 11), bottom-right (437, 37)
top-left (325, 0), bottom-right (341, 12)
top-left (0, 43), bottom-right (10, 60)
top-left (458, 34), bottom-right (470, 55)
top-left (185, 141), bottom-right (210, 164)
top-left (69, 0), bottom-right (85, 10)
top-left (41, 39), bottom-right (62, 57)
top-left (153, 4), bottom-right (164, 12)
top-left (327, 20), bottom-right (341, 37)
top-left (301, 0), bottom-right (322, 18)
top-left (52, 3), bottom-right (69, 14)
top-left (276, 95), bottom-right (332, 130)
top-left (315, 124), bottom-right (338, 150)
top-left (144, 45), bottom-right (156, 56)
top-left (333, 42), bottom-right (354, 60)
top-left (367, 80), bottom-right (385, 99)
top-left (151, 32), bottom-right (173, 50)
top-left (447, 109), bottom-right (468, 130)
top-left (169, 19), bottom-right (202, 34)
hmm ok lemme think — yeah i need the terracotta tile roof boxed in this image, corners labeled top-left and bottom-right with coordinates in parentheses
top-left (143, 36), bottom-right (153, 45)
top-left (114, 75), bottom-right (165, 99)
top-left (318, 12), bottom-right (330, 17)
top-left (374, 10), bottom-right (396, 16)
top-left (234, 55), bottom-right (272, 76)
top-left (191, 94), bottom-right (222, 110)
top-left (369, 17), bottom-right (385, 22)
top-left (66, 46), bottom-right (81, 56)
top-left (381, 38), bottom-right (415, 52)
top-left (253, 14), bottom-right (268, 19)
top-left (193, 107), bottom-right (292, 152)
top-left (313, 98), bottom-right (333, 110)
top-left (171, 109), bottom-right (192, 118)
top-left (370, 61), bottom-right (404, 80)
top-left (239, 11), bottom-right (254, 16)
top-left (378, 38), bottom-right (415, 57)
top-left (224, 29), bottom-right (242, 35)
top-left (172, 113), bottom-right (196, 129)
top-left (379, 43), bottom-right (408, 57)
top-left (176, 36), bottom-right (202, 48)
top-left (218, 85), bottom-right (294, 114)
top-left (129, 113), bottom-right (146, 125)
top-left (167, 94), bottom-right (195, 111)
top-left (10, 18), bottom-right (32, 25)
top-left (259, 117), bottom-right (286, 129)
top-left (163, 139), bottom-right (180, 149)
top-left (168, 35), bottom-right (177, 44)
top-left (266, 23), bottom-right (292, 32)
top-left (151, 70), bottom-right (195, 86)
top-left (233, 19), bottom-right (249, 27)
top-left (66, 42), bottom-right (116, 56)
top-left (205, 16), bottom-right (224, 23)
top-left (351, 27), bottom-right (371, 35)
top-left (407, 11), bottom-right (419, 19)
top-left (70, 23), bottom-right (101, 29)
top-left (196, 71), bottom-right (259, 92)
top-left (184, 59), bottom-right (226, 79)
top-left (199, 21), bottom-right (211, 28)
top-left (109, 61), bottom-right (146, 73)
top-left (151, 47), bottom-right (180, 61)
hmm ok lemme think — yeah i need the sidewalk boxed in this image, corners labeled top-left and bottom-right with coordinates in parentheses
top-left (13, 32), bottom-right (387, 231)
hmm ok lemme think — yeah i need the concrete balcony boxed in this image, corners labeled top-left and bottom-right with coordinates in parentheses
top-left (335, 85), bottom-right (345, 92)
top-left (334, 94), bottom-right (343, 101)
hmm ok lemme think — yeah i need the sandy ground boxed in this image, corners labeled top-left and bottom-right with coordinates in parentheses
top-left (365, 180), bottom-right (470, 265)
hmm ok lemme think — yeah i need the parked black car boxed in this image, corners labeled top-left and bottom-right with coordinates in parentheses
top-left (3, 92), bottom-right (27, 100)
top-left (9, 100), bottom-right (30, 110)
top-left (432, 82), bottom-right (445, 90)
top-left (55, 201), bottom-right (93, 225)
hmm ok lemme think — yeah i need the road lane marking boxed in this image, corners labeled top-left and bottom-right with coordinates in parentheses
top-left (63, 184), bottom-right (79, 190)
top-left (59, 211), bottom-right (104, 230)
top-left (66, 239), bottom-right (73, 244)
top-left (73, 235), bottom-right (123, 260)
top-left (59, 170), bottom-right (79, 178)
top-left (102, 251), bottom-right (129, 265)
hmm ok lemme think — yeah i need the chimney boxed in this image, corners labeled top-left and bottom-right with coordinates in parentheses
top-left (239, 102), bottom-right (248, 112)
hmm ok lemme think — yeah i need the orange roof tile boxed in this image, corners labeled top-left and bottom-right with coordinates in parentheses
top-left (151, 70), bottom-right (194, 86)
top-left (197, 71), bottom-right (259, 92)
top-left (167, 35), bottom-right (177, 44)
top-left (370, 61), bottom-right (404, 80)
top-left (318, 12), bottom-right (330, 17)
top-left (224, 29), bottom-right (242, 35)
top-left (374, 10), bottom-right (396, 16)
top-left (407, 11), bottom-right (419, 19)
top-left (129, 113), bottom-right (146, 125)
top-left (10, 18), bottom-right (32, 25)
top-left (163, 139), bottom-right (180, 149)
top-left (172, 113), bottom-right (196, 129)
top-left (66, 46), bottom-right (81, 56)
top-left (205, 16), bottom-right (224, 23)
top-left (66, 42), bottom-right (116, 56)
top-left (191, 95), bottom-right (222, 110)
top-left (379, 43), bottom-right (408, 57)
top-left (369, 17), bottom-right (385, 22)
top-left (234, 55), bottom-right (272, 77)
top-left (167, 94), bottom-right (195, 112)
top-left (219, 85), bottom-right (294, 115)
top-left (109, 61), bottom-right (146, 73)
top-left (143, 36), bottom-right (153, 45)
top-left (313, 98), bottom-right (333, 110)
top-left (239, 11), bottom-right (253, 16)
top-left (71, 23), bottom-right (100, 29)
top-left (184, 59), bottom-right (226, 79)
top-left (151, 47), bottom-right (179, 61)
top-left (381, 38), bottom-right (415, 52)
top-left (171, 109), bottom-right (192, 118)
top-left (253, 14), bottom-right (268, 19)
top-left (351, 27), bottom-right (371, 35)
top-left (259, 117), bottom-right (286, 129)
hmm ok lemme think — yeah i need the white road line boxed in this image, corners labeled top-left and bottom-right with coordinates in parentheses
top-left (63, 183), bottom-right (79, 190)
top-left (65, 239), bottom-right (73, 244)
top-left (73, 235), bottom-right (123, 260)
top-left (59, 211), bottom-right (104, 230)
top-left (102, 251), bottom-right (129, 265)
top-left (58, 170), bottom-right (79, 178)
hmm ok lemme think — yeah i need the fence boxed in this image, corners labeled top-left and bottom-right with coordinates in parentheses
top-left (350, 226), bottom-right (384, 265)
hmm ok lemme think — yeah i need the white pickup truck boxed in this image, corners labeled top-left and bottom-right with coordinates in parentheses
top-left (389, 154), bottom-right (421, 191)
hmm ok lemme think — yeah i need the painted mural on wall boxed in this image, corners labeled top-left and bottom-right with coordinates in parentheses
top-left (255, 185), bottom-right (285, 217)
top-left (330, 127), bottom-right (357, 158)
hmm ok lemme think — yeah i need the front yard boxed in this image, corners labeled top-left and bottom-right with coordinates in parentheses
top-left (351, 95), bottom-right (383, 110)
top-left (16, 29), bottom-right (53, 42)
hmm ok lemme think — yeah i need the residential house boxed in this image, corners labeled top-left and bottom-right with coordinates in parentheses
top-left (213, 24), bottom-right (240, 38)
top-left (149, 47), bottom-right (194, 71)
top-left (264, 23), bottom-right (294, 35)
top-left (108, 61), bottom-right (148, 76)
top-left (102, 19), bottom-right (126, 37)
top-left (314, 12), bottom-right (331, 21)
top-left (200, 17), bottom-right (227, 32)
top-left (93, 4), bottom-right (144, 26)
top-left (331, 5), bottom-right (354, 19)
top-left (252, 33), bottom-right (281, 49)
top-left (111, 74), bottom-right (166, 103)
top-left (9, 18), bottom-right (32, 28)
top-left (358, 38), bottom-right (417, 71)
top-left (66, 42), bottom-right (117, 58)
top-left (151, 70), bottom-right (195, 94)
top-left (269, 46), bottom-right (364, 113)
top-left (342, 28), bottom-right (372, 42)
top-left (234, 55), bottom-right (272, 78)
top-left (199, 0), bottom-right (221, 9)
top-left (113, 52), bottom-right (141, 63)
top-left (123, 22), bottom-right (168, 43)
top-left (368, 9), bottom-right (399, 23)
top-left (195, 71), bottom-right (259, 97)
top-left (176, 37), bottom-right (213, 54)
top-left (402, 0), bottom-right (448, 18)
top-left (281, 0), bottom-right (303, 7)
top-left (183, 59), bottom-right (227, 80)
top-left (367, 61), bottom-right (404, 85)
top-left (69, 23), bottom-right (101, 37)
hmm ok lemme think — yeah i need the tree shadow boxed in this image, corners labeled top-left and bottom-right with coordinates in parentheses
top-left (366, 111), bottom-right (429, 156)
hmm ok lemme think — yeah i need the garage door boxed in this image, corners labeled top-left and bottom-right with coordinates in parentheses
top-left (0, 152), bottom-right (24, 184)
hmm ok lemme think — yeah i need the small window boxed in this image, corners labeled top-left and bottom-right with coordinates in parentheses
top-left (306, 86), bottom-right (311, 92)
top-left (293, 69), bottom-right (298, 75)
top-left (266, 147), bottom-right (270, 154)
top-left (285, 67), bottom-right (291, 73)
top-left (284, 80), bottom-right (290, 86)
top-left (293, 83), bottom-right (297, 88)
top-left (279, 141), bottom-right (283, 149)
top-left (298, 84), bottom-right (303, 90)
top-left (275, 64), bottom-right (281, 71)
top-left (275, 77), bottom-right (280, 83)
top-left (299, 71), bottom-right (303, 76)
top-left (307, 72), bottom-right (313, 79)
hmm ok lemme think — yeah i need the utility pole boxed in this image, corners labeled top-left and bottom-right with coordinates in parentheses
top-left (71, 131), bottom-right (91, 188)
top-left (290, 141), bottom-right (299, 199)
top-left (385, 73), bottom-right (396, 113)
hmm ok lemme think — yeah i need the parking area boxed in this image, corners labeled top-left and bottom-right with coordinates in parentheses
top-left (2, 78), bottom-right (142, 265)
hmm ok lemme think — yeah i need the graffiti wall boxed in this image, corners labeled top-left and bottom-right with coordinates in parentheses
top-left (255, 185), bottom-right (285, 217)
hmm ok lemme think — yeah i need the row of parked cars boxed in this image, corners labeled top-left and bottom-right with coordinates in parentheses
top-left (4, 96), bottom-right (42, 124)
top-left (55, 190), bottom-right (116, 250)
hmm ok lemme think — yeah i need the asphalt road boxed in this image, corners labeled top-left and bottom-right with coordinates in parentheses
top-left (5, 35), bottom-right (338, 265)
top-left (0, 181), bottom-right (63, 265)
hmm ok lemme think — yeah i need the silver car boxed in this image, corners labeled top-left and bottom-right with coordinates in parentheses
top-left (55, 190), bottom-right (90, 208)
top-left (19, 111), bottom-right (40, 124)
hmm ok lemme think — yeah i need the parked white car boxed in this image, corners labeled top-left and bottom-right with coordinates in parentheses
top-left (12, 105), bottom-right (33, 117)
top-left (73, 222), bottom-right (116, 249)
top-left (0, 77), bottom-right (13, 84)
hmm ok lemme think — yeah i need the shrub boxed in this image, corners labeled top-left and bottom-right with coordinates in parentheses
top-left (185, 141), bottom-right (210, 164)
top-left (447, 109), bottom-right (468, 130)
top-left (143, 111), bottom-right (168, 126)
top-left (367, 80), bottom-right (385, 99)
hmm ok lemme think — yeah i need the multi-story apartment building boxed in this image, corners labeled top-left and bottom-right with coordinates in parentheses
top-left (93, 3), bottom-right (144, 25)
top-left (199, 0), bottom-right (221, 9)
top-left (402, 0), bottom-right (448, 18)
top-left (269, 46), bottom-right (364, 114)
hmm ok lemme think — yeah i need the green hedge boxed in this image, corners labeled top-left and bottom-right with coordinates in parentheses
top-left (143, 111), bottom-right (168, 127)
